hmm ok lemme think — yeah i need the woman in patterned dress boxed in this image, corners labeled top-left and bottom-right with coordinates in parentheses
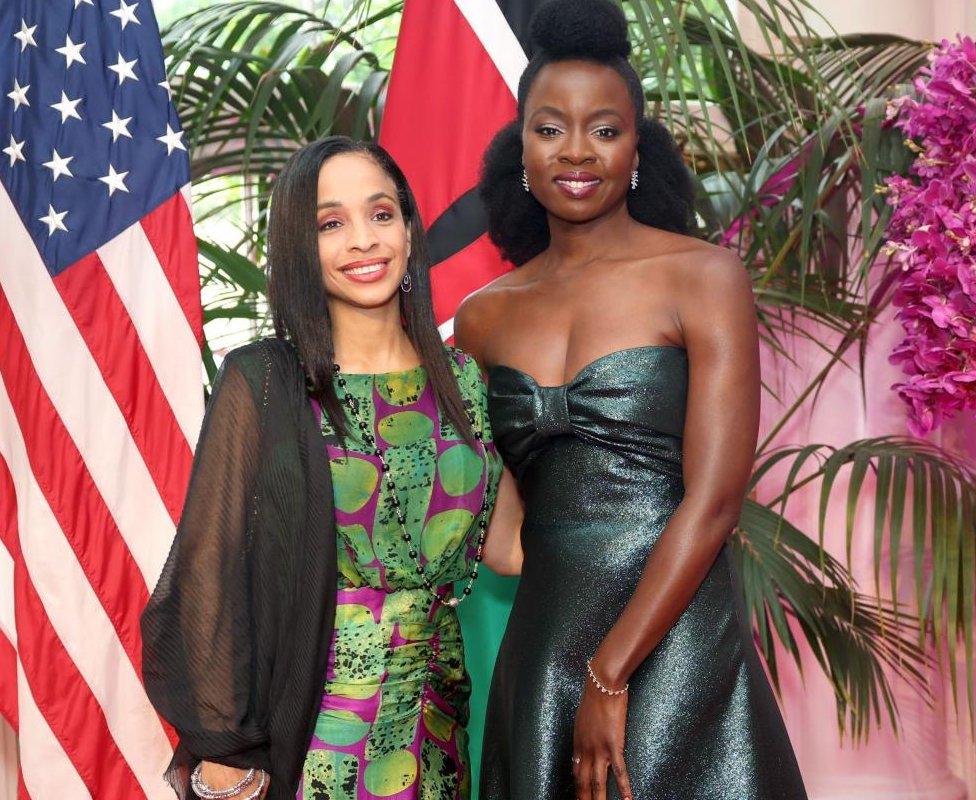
top-left (301, 351), bottom-right (498, 800)
top-left (141, 137), bottom-right (501, 800)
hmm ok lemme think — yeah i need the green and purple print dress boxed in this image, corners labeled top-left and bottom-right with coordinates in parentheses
top-left (299, 350), bottom-right (501, 800)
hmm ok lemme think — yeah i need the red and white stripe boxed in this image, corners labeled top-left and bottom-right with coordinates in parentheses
top-left (0, 179), bottom-right (201, 798)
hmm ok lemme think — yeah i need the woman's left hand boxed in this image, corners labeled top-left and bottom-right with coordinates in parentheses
top-left (572, 674), bottom-right (633, 800)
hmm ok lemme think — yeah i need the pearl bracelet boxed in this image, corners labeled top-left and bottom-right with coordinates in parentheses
top-left (190, 763), bottom-right (259, 799)
top-left (586, 658), bottom-right (629, 696)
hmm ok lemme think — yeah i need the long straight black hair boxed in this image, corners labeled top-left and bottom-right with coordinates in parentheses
top-left (267, 136), bottom-right (474, 444)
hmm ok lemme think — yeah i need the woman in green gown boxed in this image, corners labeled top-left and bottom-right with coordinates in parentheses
top-left (457, 2), bottom-right (808, 799)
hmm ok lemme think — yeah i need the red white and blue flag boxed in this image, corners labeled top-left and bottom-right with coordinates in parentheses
top-left (0, 0), bottom-right (201, 796)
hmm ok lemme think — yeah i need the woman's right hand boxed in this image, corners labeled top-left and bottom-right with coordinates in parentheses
top-left (198, 761), bottom-right (269, 799)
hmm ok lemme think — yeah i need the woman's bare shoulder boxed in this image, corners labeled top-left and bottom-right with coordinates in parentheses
top-left (454, 267), bottom-right (538, 355)
top-left (628, 229), bottom-right (744, 286)
top-left (456, 274), bottom-right (502, 324)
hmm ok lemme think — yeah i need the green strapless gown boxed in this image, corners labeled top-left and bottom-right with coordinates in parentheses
top-left (481, 346), bottom-right (807, 800)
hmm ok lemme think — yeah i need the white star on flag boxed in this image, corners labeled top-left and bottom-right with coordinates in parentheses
top-left (14, 20), bottom-right (38, 52)
top-left (39, 204), bottom-right (69, 234)
top-left (56, 35), bottom-right (87, 69)
top-left (98, 165), bottom-right (130, 196)
top-left (3, 136), bottom-right (26, 167)
top-left (43, 149), bottom-right (74, 182)
top-left (108, 53), bottom-right (139, 85)
top-left (51, 91), bottom-right (83, 123)
top-left (7, 80), bottom-right (30, 110)
top-left (0, 0), bottom-right (205, 791)
top-left (102, 110), bottom-right (134, 142)
top-left (158, 79), bottom-right (173, 100)
top-left (110, 0), bottom-right (141, 30)
top-left (156, 124), bottom-right (185, 155)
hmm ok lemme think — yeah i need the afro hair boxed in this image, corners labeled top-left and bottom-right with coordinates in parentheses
top-left (516, 0), bottom-right (644, 120)
top-left (529, 0), bottom-right (630, 60)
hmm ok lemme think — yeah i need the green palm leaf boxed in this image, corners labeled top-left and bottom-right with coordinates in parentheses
top-left (733, 498), bottom-right (929, 739)
top-left (162, 0), bottom-right (392, 350)
top-left (752, 437), bottom-right (976, 728)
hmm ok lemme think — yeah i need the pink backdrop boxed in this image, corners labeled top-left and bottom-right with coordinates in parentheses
top-left (757, 295), bottom-right (975, 798)
top-left (743, 2), bottom-right (976, 793)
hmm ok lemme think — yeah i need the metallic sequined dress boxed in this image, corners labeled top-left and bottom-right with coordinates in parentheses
top-left (481, 346), bottom-right (807, 800)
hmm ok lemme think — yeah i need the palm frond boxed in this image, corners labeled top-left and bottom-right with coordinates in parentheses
top-left (752, 437), bottom-right (976, 725)
top-left (163, 0), bottom-right (392, 354)
top-left (733, 498), bottom-right (930, 739)
top-left (626, 0), bottom-right (929, 366)
top-left (163, 1), bottom-right (389, 187)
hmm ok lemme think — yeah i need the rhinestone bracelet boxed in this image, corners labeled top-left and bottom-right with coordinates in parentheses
top-left (240, 769), bottom-right (267, 800)
top-left (190, 763), bottom-right (257, 799)
top-left (586, 658), bottom-right (629, 696)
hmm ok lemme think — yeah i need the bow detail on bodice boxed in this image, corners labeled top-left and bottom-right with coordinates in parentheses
top-left (487, 345), bottom-right (688, 481)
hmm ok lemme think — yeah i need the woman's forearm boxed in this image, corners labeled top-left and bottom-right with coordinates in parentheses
top-left (592, 498), bottom-right (740, 687)
top-left (482, 510), bottom-right (524, 575)
top-left (482, 528), bottom-right (523, 575)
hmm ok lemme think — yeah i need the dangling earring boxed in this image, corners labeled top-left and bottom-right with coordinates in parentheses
top-left (400, 272), bottom-right (412, 293)
top-left (521, 168), bottom-right (530, 193)
top-left (630, 169), bottom-right (639, 191)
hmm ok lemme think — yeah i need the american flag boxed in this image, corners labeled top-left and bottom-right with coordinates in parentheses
top-left (0, 0), bottom-right (201, 796)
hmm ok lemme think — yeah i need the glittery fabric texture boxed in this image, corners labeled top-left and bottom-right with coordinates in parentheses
top-left (481, 346), bottom-right (808, 800)
top-left (300, 353), bottom-right (501, 800)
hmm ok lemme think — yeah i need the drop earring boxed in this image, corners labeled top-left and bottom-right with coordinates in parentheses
top-left (521, 168), bottom-right (530, 192)
top-left (400, 272), bottom-right (412, 293)
top-left (630, 169), bottom-right (639, 191)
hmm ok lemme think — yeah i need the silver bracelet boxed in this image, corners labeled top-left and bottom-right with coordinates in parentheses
top-left (241, 770), bottom-right (267, 800)
top-left (190, 763), bottom-right (257, 799)
top-left (586, 658), bottom-right (629, 696)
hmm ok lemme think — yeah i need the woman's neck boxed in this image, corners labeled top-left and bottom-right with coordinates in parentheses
top-left (328, 299), bottom-right (418, 374)
top-left (544, 200), bottom-right (635, 272)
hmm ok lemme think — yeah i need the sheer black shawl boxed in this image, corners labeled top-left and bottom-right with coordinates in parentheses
top-left (141, 337), bottom-right (336, 799)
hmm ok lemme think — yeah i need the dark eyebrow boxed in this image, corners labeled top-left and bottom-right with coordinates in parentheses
top-left (587, 108), bottom-right (625, 122)
top-left (527, 106), bottom-right (626, 123)
top-left (317, 191), bottom-right (396, 211)
top-left (528, 105), bottom-right (566, 120)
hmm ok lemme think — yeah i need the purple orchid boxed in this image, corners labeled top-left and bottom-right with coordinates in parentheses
top-left (884, 36), bottom-right (976, 435)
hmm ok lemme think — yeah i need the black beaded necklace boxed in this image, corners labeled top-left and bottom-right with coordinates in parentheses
top-left (328, 362), bottom-right (490, 608)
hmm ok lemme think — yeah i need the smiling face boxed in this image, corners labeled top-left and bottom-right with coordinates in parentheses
top-left (521, 59), bottom-right (639, 224)
top-left (316, 152), bottom-right (411, 310)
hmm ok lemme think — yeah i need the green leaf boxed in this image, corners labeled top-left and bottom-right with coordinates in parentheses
top-left (734, 498), bottom-right (928, 738)
top-left (197, 238), bottom-right (268, 295)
